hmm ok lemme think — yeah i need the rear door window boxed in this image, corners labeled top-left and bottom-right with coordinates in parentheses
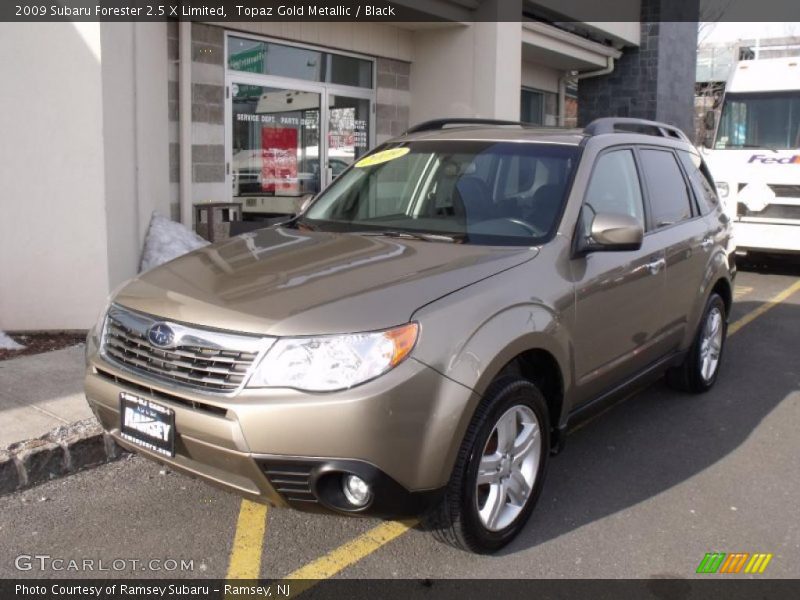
top-left (677, 150), bottom-right (719, 215)
top-left (639, 148), bottom-right (694, 229)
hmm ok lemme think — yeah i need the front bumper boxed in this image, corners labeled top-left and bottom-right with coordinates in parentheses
top-left (84, 336), bottom-right (474, 517)
top-left (733, 220), bottom-right (800, 254)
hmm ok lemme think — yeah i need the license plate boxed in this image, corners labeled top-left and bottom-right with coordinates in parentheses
top-left (119, 392), bottom-right (175, 457)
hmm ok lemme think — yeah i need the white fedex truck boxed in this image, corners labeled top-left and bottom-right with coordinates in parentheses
top-left (701, 57), bottom-right (800, 256)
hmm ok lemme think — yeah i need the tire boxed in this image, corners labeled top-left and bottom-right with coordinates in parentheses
top-left (666, 292), bottom-right (727, 393)
top-left (423, 376), bottom-right (550, 553)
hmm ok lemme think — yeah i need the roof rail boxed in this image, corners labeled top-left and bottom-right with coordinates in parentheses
top-left (404, 118), bottom-right (525, 135)
top-left (584, 118), bottom-right (690, 142)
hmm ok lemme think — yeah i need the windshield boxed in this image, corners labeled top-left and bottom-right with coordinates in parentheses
top-left (298, 141), bottom-right (579, 245)
top-left (716, 92), bottom-right (800, 150)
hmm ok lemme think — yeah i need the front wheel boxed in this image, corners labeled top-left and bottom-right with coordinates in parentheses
top-left (424, 377), bottom-right (550, 553)
top-left (667, 292), bottom-right (727, 393)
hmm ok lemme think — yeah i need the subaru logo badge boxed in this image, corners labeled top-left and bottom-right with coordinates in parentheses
top-left (147, 323), bottom-right (175, 348)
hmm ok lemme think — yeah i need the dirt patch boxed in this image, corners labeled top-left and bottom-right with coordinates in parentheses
top-left (0, 332), bottom-right (86, 361)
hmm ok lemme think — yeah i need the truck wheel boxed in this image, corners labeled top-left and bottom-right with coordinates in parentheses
top-left (667, 293), bottom-right (727, 393)
top-left (424, 376), bottom-right (549, 553)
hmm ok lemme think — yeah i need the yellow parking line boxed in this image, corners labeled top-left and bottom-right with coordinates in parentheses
top-left (226, 500), bottom-right (269, 580)
top-left (281, 519), bottom-right (417, 590)
top-left (728, 279), bottom-right (800, 336)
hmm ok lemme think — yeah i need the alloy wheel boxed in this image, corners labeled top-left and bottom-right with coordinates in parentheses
top-left (475, 405), bottom-right (541, 532)
top-left (699, 306), bottom-right (723, 382)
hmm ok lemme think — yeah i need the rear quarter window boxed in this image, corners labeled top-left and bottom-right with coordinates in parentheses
top-left (677, 150), bottom-right (720, 215)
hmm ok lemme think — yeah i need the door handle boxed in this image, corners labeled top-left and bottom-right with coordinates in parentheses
top-left (645, 258), bottom-right (666, 275)
top-left (701, 237), bottom-right (713, 250)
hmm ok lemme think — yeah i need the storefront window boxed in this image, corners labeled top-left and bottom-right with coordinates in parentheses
top-left (232, 84), bottom-right (322, 202)
top-left (327, 54), bottom-right (373, 88)
top-left (228, 36), bottom-right (373, 89)
top-left (328, 95), bottom-right (371, 174)
top-left (227, 35), bottom-right (375, 215)
top-left (521, 88), bottom-right (558, 126)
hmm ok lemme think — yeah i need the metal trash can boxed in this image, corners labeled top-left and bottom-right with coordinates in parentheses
top-left (194, 202), bottom-right (242, 243)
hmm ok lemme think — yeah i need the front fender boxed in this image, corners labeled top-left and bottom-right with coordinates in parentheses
top-left (434, 304), bottom-right (570, 398)
top-left (411, 269), bottom-right (573, 478)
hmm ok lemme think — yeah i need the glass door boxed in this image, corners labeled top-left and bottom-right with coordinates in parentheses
top-left (326, 94), bottom-right (372, 181)
top-left (230, 81), bottom-right (322, 216)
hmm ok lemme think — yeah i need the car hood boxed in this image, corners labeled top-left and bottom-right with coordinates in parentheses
top-left (115, 227), bottom-right (538, 336)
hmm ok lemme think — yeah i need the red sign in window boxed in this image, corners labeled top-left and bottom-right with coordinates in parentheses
top-left (261, 127), bottom-right (298, 194)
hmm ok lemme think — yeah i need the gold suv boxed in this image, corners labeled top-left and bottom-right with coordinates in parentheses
top-left (85, 118), bottom-right (734, 553)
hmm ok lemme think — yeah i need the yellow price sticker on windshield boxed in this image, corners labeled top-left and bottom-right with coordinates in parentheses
top-left (354, 147), bottom-right (409, 168)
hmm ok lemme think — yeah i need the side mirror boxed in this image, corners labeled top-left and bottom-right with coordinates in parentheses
top-left (704, 110), bottom-right (716, 131)
top-left (578, 212), bottom-right (644, 254)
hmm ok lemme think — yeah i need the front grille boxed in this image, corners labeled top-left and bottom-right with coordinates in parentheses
top-left (737, 183), bottom-right (800, 199)
top-left (769, 184), bottom-right (800, 199)
top-left (101, 304), bottom-right (269, 394)
top-left (95, 368), bottom-right (228, 416)
top-left (739, 203), bottom-right (800, 221)
top-left (259, 463), bottom-right (317, 503)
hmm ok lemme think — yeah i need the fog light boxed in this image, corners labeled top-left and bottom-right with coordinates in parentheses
top-left (342, 474), bottom-right (371, 507)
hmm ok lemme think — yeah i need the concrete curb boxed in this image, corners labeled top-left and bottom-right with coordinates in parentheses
top-left (0, 418), bottom-right (128, 496)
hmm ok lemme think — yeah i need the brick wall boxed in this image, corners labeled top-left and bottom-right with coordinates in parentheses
top-left (578, 0), bottom-right (699, 137)
top-left (376, 58), bottom-right (411, 142)
top-left (167, 20), bottom-right (179, 220)
top-left (189, 24), bottom-right (226, 206)
top-left (166, 22), bottom-right (228, 222)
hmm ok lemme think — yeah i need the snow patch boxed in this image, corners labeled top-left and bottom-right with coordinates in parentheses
top-left (139, 212), bottom-right (209, 273)
top-left (0, 331), bottom-right (25, 350)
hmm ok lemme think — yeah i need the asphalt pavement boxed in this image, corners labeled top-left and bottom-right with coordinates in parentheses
top-left (1, 264), bottom-right (798, 581)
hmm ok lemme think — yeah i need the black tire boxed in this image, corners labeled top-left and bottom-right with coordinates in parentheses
top-left (423, 376), bottom-right (550, 553)
top-left (666, 292), bottom-right (727, 393)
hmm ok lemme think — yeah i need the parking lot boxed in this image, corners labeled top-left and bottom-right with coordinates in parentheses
top-left (1, 264), bottom-right (799, 581)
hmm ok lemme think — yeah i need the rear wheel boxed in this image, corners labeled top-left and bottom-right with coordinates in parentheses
top-left (424, 376), bottom-right (549, 553)
top-left (667, 293), bottom-right (727, 393)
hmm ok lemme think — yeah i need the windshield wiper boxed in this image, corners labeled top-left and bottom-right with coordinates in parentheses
top-left (362, 230), bottom-right (458, 243)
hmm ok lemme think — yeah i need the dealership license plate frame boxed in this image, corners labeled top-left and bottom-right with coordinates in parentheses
top-left (119, 391), bottom-right (175, 457)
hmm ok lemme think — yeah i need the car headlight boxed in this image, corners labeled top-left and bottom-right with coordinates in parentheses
top-left (247, 322), bottom-right (419, 392)
top-left (94, 302), bottom-right (110, 338)
top-left (716, 182), bottom-right (730, 198)
top-left (92, 282), bottom-right (129, 343)
top-left (87, 297), bottom-right (113, 365)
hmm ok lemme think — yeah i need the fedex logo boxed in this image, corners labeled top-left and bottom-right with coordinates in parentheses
top-left (748, 154), bottom-right (800, 164)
